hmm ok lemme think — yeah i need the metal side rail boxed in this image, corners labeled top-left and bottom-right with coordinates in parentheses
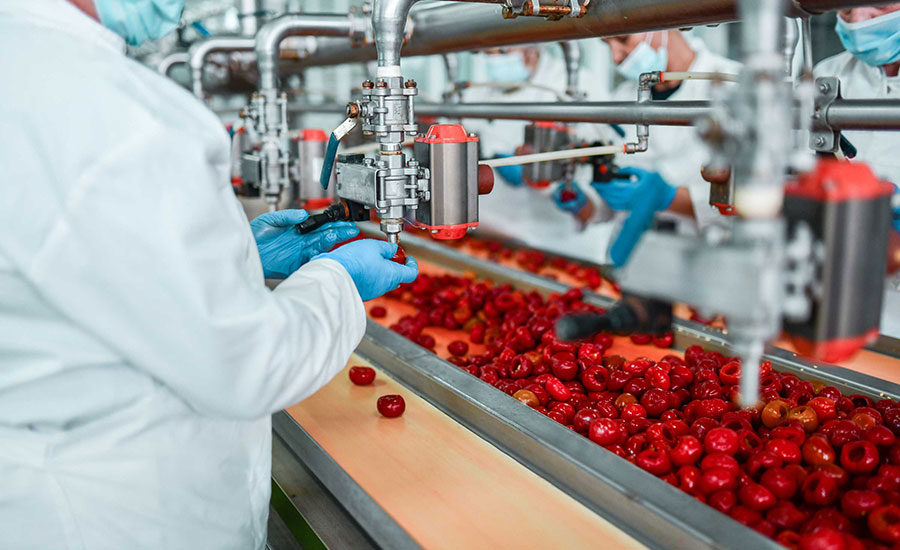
top-left (357, 320), bottom-right (778, 550)
top-left (271, 412), bottom-right (422, 550)
top-left (370, 226), bottom-right (900, 401)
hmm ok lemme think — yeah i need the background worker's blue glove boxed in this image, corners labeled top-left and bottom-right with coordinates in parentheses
top-left (494, 154), bottom-right (524, 187)
top-left (250, 209), bottom-right (360, 279)
top-left (314, 239), bottom-right (419, 301)
top-left (552, 183), bottom-right (587, 214)
top-left (893, 184), bottom-right (900, 233)
top-left (592, 167), bottom-right (677, 268)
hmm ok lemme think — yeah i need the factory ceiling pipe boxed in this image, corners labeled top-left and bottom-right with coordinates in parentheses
top-left (297, 0), bottom-right (900, 68)
top-left (256, 13), bottom-right (359, 94)
top-left (188, 36), bottom-right (256, 98)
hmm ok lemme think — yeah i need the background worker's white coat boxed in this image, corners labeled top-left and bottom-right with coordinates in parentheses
top-left (0, 2), bottom-right (365, 548)
top-left (461, 46), bottom-right (617, 259)
top-left (609, 41), bottom-right (742, 232)
top-left (815, 51), bottom-right (900, 339)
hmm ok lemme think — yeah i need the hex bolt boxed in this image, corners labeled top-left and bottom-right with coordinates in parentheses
top-left (814, 136), bottom-right (826, 147)
top-left (376, 80), bottom-right (387, 88)
top-left (362, 80), bottom-right (374, 89)
top-left (405, 80), bottom-right (417, 89)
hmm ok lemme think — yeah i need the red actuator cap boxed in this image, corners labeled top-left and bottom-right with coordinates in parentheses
top-left (415, 124), bottom-right (478, 144)
top-left (534, 121), bottom-right (569, 133)
top-left (294, 128), bottom-right (328, 142)
top-left (786, 159), bottom-right (893, 202)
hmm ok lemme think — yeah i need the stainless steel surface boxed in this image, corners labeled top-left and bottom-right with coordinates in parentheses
top-left (373, 0), bottom-right (419, 72)
top-left (298, 0), bottom-right (894, 69)
top-left (520, 122), bottom-right (572, 185)
top-left (158, 51), bottom-right (189, 77)
top-left (413, 139), bottom-right (479, 230)
top-left (272, 412), bottom-right (421, 550)
top-left (188, 36), bottom-right (256, 98)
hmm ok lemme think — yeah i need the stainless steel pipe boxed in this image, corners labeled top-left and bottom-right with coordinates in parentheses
top-left (256, 14), bottom-right (357, 93)
top-left (188, 36), bottom-right (256, 98)
top-left (415, 98), bottom-right (900, 131)
top-left (298, 0), bottom-right (897, 69)
top-left (826, 99), bottom-right (900, 131)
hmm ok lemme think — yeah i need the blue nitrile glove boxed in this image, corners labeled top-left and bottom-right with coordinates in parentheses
top-left (314, 239), bottom-right (419, 301)
top-left (552, 183), bottom-right (587, 214)
top-left (494, 154), bottom-right (524, 187)
top-left (250, 209), bottom-right (360, 279)
top-left (592, 167), bottom-right (677, 268)
top-left (893, 184), bottom-right (900, 234)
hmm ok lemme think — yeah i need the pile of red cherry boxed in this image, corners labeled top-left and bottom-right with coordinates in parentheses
top-left (376, 272), bottom-right (900, 549)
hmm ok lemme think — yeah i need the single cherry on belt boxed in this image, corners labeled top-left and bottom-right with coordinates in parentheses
top-left (377, 394), bottom-right (406, 418)
top-left (349, 366), bottom-right (375, 386)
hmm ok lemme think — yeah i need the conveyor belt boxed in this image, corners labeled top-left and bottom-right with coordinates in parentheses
top-left (272, 227), bottom-right (900, 550)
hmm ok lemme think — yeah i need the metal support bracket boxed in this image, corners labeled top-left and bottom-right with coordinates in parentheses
top-left (811, 76), bottom-right (842, 153)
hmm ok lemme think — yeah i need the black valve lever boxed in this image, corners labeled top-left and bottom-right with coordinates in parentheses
top-left (295, 201), bottom-right (369, 235)
top-left (555, 294), bottom-right (672, 342)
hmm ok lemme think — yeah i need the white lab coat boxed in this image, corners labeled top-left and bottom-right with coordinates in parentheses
top-left (608, 43), bottom-right (742, 232)
top-left (815, 52), bottom-right (900, 338)
top-left (462, 45), bottom-right (618, 260)
top-left (0, 2), bottom-right (366, 549)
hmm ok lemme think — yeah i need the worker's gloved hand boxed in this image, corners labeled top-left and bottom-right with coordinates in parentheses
top-left (552, 183), bottom-right (587, 214)
top-left (593, 167), bottom-right (677, 268)
top-left (493, 154), bottom-right (524, 187)
top-left (250, 209), bottom-right (360, 279)
top-left (314, 239), bottom-right (419, 301)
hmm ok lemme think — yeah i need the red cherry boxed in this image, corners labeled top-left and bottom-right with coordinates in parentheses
top-left (867, 425), bottom-right (897, 447)
top-left (738, 482), bottom-right (776, 511)
top-left (391, 246), bottom-right (407, 264)
top-left (550, 359), bottom-right (579, 381)
top-left (841, 489), bottom-right (883, 519)
top-left (698, 467), bottom-right (738, 495)
top-left (708, 489), bottom-right (737, 514)
top-left (509, 355), bottom-right (534, 379)
top-left (676, 465), bottom-right (701, 494)
top-left (377, 394), bottom-right (406, 418)
top-left (580, 365), bottom-right (610, 392)
top-left (705, 427), bottom-right (739, 456)
top-left (629, 333), bottom-right (652, 345)
top-left (573, 408), bottom-right (602, 433)
top-left (766, 438), bottom-right (802, 464)
top-left (588, 418), bottom-right (626, 446)
top-left (577, 343), bottom-right (604, 365)
top-left (766, 501), bottom-right (807, 530)
top-left (797, 529), bottom-right (845, 550)
top-left (801, 471), bottom-right (839, 506)
top-left (802, 435), bottom-right (837, 466)
top-left (840, 440), bottom-right (880, 474)
top-left (640, 388), bottom-right (670, 418)
top-left (348, 366), bottom-right (376, 386)
top-left (671, 435), bottom-right (704, 467)
top-left (447, 340), bottom-right (469, 357)
top-left (718, 361), bottom-right (741, 386)
top-left (645, 366), bottom-right (671, 391)
top-left (636, 448), bottom-right (673, 475)
top-left (760, 467), bottom-right (798, 499)
top-left (701, 453), bottom-right (740, 475)
top-left (868, 505), bottom-right (900, 543)
top-left (544, 376), bottom-right (571, 401)
top-left (369, 305), bottom-right (387, 318)
top-left (620, 403), bottom-right (647, 421)
top-left (808, 396), bottom-right (838, 423)
top-left (652, 332), bottom-right (674, 348)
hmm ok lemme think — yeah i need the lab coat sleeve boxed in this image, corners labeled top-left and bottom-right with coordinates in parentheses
top-left (24, 125), bottom-right (366, 420)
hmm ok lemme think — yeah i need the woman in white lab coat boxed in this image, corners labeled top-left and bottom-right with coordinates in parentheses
top-left (0, 1), bottom-right (416, 549)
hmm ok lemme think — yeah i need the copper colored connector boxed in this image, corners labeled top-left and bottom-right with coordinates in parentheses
top-left (405, 79), bottom-right (417, 89)
top-left (346, 103), bottom-right (360, 118)
top-left (376, 80), bottom-right (387, 88)
top-left (362, 80), bottom-right (374, 89)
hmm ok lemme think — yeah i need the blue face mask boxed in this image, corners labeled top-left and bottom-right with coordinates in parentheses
top-left (616, 33), bottom-right (668, 82)
top-left (484, 52), bottom-right (532, 83)
top-left (95, 0), bottom-right (185, 46)
top-left (835, 10), bottom-right (900, 67)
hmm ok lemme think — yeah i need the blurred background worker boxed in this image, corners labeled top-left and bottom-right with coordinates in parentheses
top-left (0, 1), bottom-right (417, 548)
top-left (814, 3), bottom-right (900, 337)
top-left (461, 44), bottom-right (618, 259)
top-left (554, 30), bottom-right (741, 264)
